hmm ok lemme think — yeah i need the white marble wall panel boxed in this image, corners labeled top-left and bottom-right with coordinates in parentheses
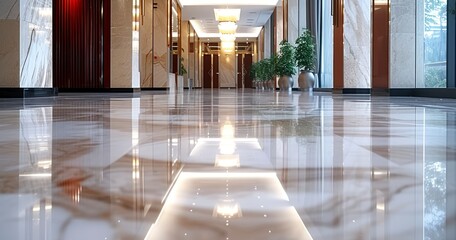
top-left (20, 0), bottom-right (52, 88)
top-left (111, 0), bottom-right (133, 88)
top-left (390, 0), bottom-right (417, 88)
top-left (153, 0), bottom-right (169, 88)
top-left (0, 20), bottom-right (20, 87)
top-left (343, 0), bottom-right (371, 88)
top-left (288, 0), bottom-right (299, 88)
top-left (140, 0), bottom-right (153, 87)
top-left (219, 53), bottom-right (236, 88)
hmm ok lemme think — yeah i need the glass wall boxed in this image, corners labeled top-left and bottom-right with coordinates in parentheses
top-left (320, 0), bottom-right (333, 88)
top-left (420, 0), bottom-right (448, 88)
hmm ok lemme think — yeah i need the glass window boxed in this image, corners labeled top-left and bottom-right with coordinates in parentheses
top-left (422, 0), bottom-right (447, 88)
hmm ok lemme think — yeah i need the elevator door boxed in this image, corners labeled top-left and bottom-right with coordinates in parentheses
top-left (237, 54), bottom-right (253, 89)
top-left (203, 54), bottom-right (219, 89)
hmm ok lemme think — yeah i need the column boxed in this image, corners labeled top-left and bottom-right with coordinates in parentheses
top-left (111, 0), bottom-right (133, 88)
top-left (0, 1), bottom-right (19, 88)
top-left (390, 0), bottom-right (417, 88)
top-left (343, 0), bottom-right (371, 89)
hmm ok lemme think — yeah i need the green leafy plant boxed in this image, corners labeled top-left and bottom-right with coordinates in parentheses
top-left (295, 29), bottom-right (316, 72)
top-left (276, 40), bottom-right (296, 77)
top-left (250, 62), bottom-right (258, 81)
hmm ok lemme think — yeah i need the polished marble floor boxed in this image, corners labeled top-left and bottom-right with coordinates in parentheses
top-left (0, 89), bottom-right (455, 240)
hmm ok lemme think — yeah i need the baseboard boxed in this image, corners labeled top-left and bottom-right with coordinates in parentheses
top-left (342, 88), bottom-right (371, 94)
top-left (390, 88), bottom-right (456, 99)
top-left (0, 88), bottom-right (58, 98)
top-left (141, 88), bottom-right (168, 91)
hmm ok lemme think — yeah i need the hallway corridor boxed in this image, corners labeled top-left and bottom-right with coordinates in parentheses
top-left (0, 89), bottom-right (455, 239)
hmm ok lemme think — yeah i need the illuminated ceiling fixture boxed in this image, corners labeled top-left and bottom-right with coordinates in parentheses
top-left (220, 33), bottom-right (236, 42)
top-left (221, 40), bottom-right (235, 53)
top-left (214, 9), bottom-right (241, 22)
top-left (218, 21), bottom-right (238, 35)
top-left (215, 9), bottom-right (239, 53)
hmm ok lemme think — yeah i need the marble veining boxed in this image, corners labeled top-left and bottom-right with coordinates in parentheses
top-left (111, 0), bottom-right (133, 88)
top-left (140, 0), bottom-right (154, 88)
top-left (219, 53), bottom-right (236, 88)
top-left (0, 90), bottom-right (455, 240)
top-left (390, 0), bottom-right (417, 88)
top-left (20, 0), bottom-right (52, 88)
top-left (343, 0), bottom-right (371, 88)
top-left (152, 0), bottom-right (169, 88)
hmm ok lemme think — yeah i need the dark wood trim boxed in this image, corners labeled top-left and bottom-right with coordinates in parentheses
top-left (372, 0), bottom-right (389, 90)
top-left (333, 0), bottom-right (344, 90)
top-left (283, 0), bottom-right (288, 41)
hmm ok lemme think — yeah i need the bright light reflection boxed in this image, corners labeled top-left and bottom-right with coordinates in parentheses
top-left (213, 200), bottom-right (242, 218)
top-left (144, 172), bottom-right (314, 240)
top-left (215, 154), bottom-right (240, 168)
top-left (19, 173), bottom-right (52, 177)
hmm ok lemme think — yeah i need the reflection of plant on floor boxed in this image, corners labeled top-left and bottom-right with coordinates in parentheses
top-left (425, 65), bottom-right (446, 88)
top-left (271, 116), bottom-right (320, 145)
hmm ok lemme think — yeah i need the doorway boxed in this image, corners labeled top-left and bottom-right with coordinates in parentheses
top-left (237, 53), bottom-right (253, 89)
top-left (203, 54), bottom-right (219, 89)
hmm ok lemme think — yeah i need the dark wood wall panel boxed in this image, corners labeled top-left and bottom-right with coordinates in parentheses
top-left (53, 0), bottom-right (110, 88)
top-left (203, 55), bottom-right (211, 88)
top-left (213, 54), bottom-right (219, 88)
top-left (372, 0), bottom-right (390, 89)
top-left (333, 0), bottom-right (344, 90)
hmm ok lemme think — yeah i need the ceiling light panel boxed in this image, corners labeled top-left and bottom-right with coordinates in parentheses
top-left (214, 9), bottom-right (241, 22)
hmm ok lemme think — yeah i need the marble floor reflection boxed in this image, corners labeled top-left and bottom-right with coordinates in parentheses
top-left (0, 90), bottom-right (455, 240)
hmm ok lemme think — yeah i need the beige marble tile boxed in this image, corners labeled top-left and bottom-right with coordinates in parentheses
top-left (0, 0), bottom-right (19, 20)
top-left (111, 0), bottom-right (133, 88)
top-left (1, 90), bottom-right (455, 239)
top-left (153, 0), bottom-right (169, 88)
top-left (0, 20), bottom-right (20, 87)
top-left (219, 53), bottom-right (236, 88)
top-left (140, 0), bottom-right (153, 88)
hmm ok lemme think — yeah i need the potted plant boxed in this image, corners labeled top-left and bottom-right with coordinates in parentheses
top-left (250, 62), bottom-right (257, 89)
top-left (276, 40), bottom-right (296, 91)
top-left (295, 29), bottom-right (316, 91)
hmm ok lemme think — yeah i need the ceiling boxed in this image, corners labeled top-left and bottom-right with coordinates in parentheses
top-left (178, 0), bottom-right (280, 40)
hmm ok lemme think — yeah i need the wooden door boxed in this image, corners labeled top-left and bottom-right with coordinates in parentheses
top-left (203, 54), bottom-right (212, 88)
top-left (244, 54), bottom-right (253, 88)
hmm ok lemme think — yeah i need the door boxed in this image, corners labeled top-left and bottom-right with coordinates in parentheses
top-left (244, 54), bottom-right (253, 88)
top-left (203, 54), bottom-right (219, 89)
top-left (236, 54), bottom-right (253, 89)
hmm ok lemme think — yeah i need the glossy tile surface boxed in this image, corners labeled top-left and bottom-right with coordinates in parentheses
top-left (0, 90), bottom-right (455, 240)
